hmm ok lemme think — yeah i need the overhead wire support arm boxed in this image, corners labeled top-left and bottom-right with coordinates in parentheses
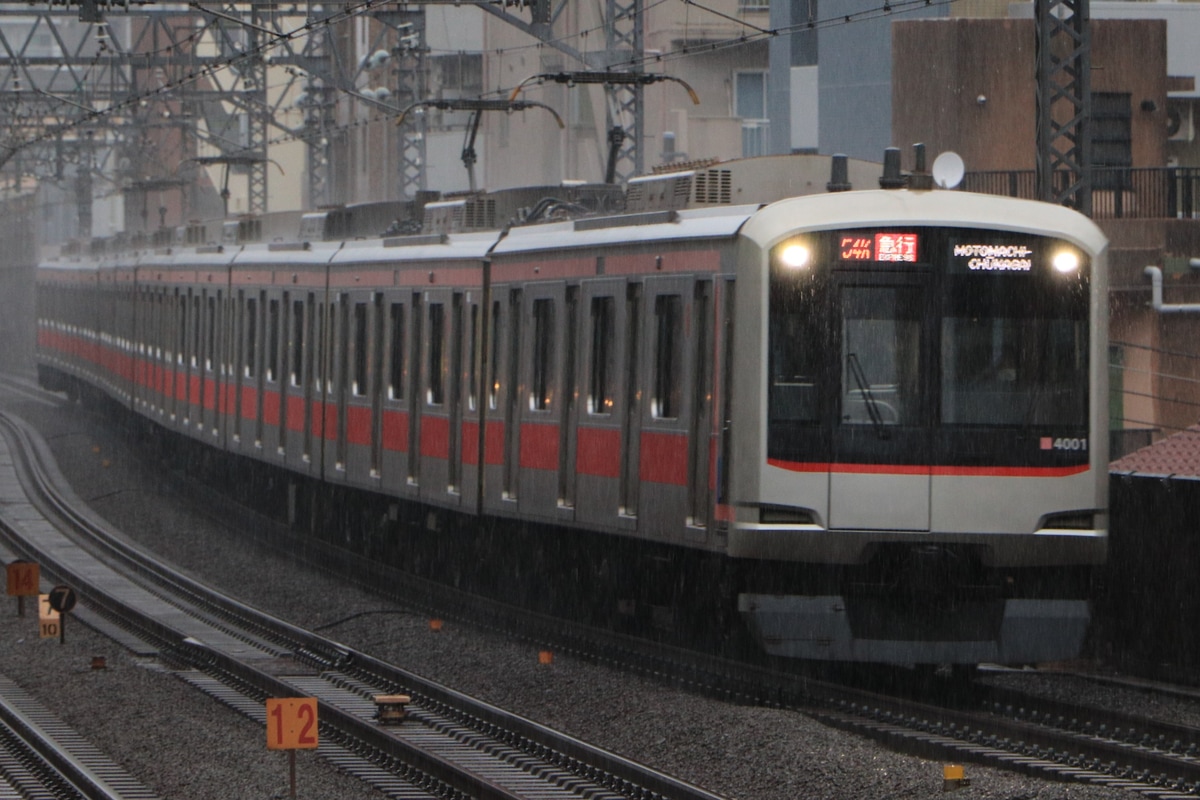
top-left (395, 98), bottom-right (565, 191)
top-left (510, 71), bottom-right (699, 184)
top-left (508, 71), bottom-right (700, 105)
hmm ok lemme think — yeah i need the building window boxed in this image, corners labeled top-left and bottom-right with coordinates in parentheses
top-left (735, 70), bottom-right (769, 157)
top-left (1093, 92), bottom-right (1132, 190)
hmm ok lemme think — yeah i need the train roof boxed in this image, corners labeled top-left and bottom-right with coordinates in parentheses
top-left (329, 231), bottom-right (502, 265)
top-left (490, 204), bottom-right (760, 256)
top-left (740, 188), bottom-right (1110, 253)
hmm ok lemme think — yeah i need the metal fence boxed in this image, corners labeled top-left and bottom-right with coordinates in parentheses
top-left (963, 167), bottom-right (1200, 219)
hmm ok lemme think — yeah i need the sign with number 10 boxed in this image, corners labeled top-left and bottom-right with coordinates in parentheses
top-left (266, 698), bottom-right (319, 750)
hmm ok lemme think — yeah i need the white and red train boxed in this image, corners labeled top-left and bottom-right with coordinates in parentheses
top-left (35, 153), bottom-right (1109, 665)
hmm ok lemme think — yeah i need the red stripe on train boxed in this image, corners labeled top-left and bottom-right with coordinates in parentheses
top-left (767, 458), bottom-right (1089, 478)
top-left (640, 431), bottom-right (688, 486)
top-left (519, 422), bottom-right (559, 471)
top-left (576, 427), bottom-right (620, 478)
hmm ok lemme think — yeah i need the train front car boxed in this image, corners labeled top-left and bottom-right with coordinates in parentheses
top-left (729, 189), bottom-right (1109, 665)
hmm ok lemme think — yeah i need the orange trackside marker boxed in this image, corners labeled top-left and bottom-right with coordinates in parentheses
top-left (429, 618), bottom-right (443, 632)
top-left (538, 650), bottom-right (554, 665)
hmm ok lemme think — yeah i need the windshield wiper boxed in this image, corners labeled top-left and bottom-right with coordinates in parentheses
top-left (847, 352), bottom-right (890, 440)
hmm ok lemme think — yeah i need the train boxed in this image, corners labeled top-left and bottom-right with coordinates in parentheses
top-left (33, 150), bottom-right (1109, 666)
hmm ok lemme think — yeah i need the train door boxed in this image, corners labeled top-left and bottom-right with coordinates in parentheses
top-left (261, 293), bottom-right (282, 457)
top-left (575, 278), bottom-right (630, 531)
top-left (828, 273), bottom-right (933, 531)
top-left (416, 287), bottom-right (462, 506)
top-left (379, 293), bottom-right (416, 497)
top-left (202, 292), bottom-right (218, 439)
top-left (635, 276), bottom-right (700, 539)
top-left (407, 295), bottom-right (423, 487)
top-left (513, 281), bottom-right (567, 521)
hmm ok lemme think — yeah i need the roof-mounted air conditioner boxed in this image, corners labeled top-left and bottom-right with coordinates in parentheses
top-left (1168, 101), bottom-right (1195, 143)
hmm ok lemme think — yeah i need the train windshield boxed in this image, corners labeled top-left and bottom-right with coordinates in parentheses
top-left (767, 227), bottom-right (1091, 465)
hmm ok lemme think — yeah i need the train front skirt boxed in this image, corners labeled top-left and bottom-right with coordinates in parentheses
top-left (738, 594), bottom-right (1090, 665)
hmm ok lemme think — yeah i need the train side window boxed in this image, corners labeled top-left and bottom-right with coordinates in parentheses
top-left (291, 299), bottom-right (304, 386)
top-left (388, 302), bottom-right (405, 401)
top-left (427, 302), bottom-right (444, 406)
top-left (353, 301), bottom-right (368, 396)
top-left (267, 299), bottom-right (280, 383)
top-left (530, 297), bottom-right (554, 411)
top-left (588, 296), bottom-right (615, 415)
top-left (652, 294), bottom-right (682, 419)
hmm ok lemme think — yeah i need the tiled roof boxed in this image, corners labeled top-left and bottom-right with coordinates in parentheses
top-left (1111, 425), bottom-right (1200, 478)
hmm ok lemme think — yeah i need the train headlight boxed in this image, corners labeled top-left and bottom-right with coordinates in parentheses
top-left (778, 243), bottom-right (811, 270)
top-left (1052, 250), bottom-right (1081, 274)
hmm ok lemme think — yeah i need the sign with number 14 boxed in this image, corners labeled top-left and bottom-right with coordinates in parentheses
top-left (266, 698), bottom-right (319, 750)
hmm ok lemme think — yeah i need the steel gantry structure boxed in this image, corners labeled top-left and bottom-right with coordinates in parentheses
top-left (0, 0), bottom-right (650, 240)
top-left (1035, 0), bottom-right (1092, 215)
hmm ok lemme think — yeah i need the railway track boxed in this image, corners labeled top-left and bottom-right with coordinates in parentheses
top-left (5, 389), bottom-right (1200, 798)
top-left (0, 408), bottom-right (727, 800)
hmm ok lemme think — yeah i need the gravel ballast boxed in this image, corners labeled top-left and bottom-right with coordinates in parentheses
top-left (0, 390), bottom-right (1146, 800)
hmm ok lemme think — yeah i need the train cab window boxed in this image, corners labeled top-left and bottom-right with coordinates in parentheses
top-left (388, 302), bottom-right (405, 401)
top-left (245, 296), bottom-right (257, 378)
top-left (941, 310), bottom-right (1087, 427)
top-left (267, 299), bottom-right (280, 383)
top-left (291, 299), bottom-right (304, 386)
top-left (353, 302), bottom-right (368, 396)
top-left (840, 286), bottom-right (922, 427)
top-left (652, 294), bottom-right (682, 419)
top-left (589, 296), bottom-right (615, 415)
top-left (531, 298), bottom-right (554, 411)
top-left (427, 302), bottom-right (445, 406)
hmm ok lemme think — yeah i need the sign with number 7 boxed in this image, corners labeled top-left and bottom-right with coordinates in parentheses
top-left (266, 698), bottom-right (319, 750)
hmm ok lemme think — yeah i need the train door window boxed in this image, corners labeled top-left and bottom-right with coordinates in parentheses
top-left (177, 291), bottom-right (186, 366)
top-left (488, 299), bottom-right (501, 411)
top-left (266, 299), bottom-right (280, 383)
top-left (427, 302), bottom-right (445, 406)
top-left (191, 294), bottom-right (201, 369)
top-left (244, 295), bottom-right (258, 379)
top-left (291, 299), bottom-right (304, 387)
top-left (192, 294), bottom-right (201, 369)
top-left (652, 294), bottom-right (682, 419)
top-left (353, 301), bottom-right (368, 396)
top-left (467, 302), bottom-right (479, 412)
top-left (588, 296), bottom-right (615, 415)
top-left (388, 302), bottom-right (405, 401)
top-left (315, 302), bottom-right (328, 391)
top-left (206, 296), bottom-right (216, 372)
top-left (530, 297), bottom-right (554, 411)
